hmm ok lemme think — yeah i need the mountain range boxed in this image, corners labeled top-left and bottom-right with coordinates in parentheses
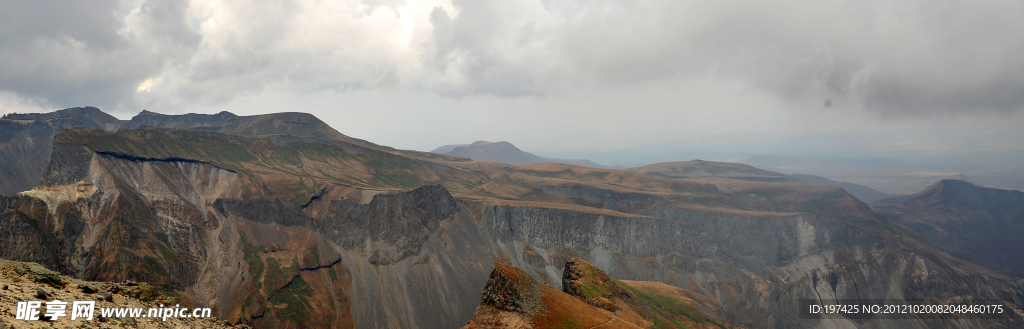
top-left (740, 155), bottom-right (1012, 195)
top-left (0, 107), bottom-right (468, 196)
top-left (0, 107), bottom-right (1022, 328)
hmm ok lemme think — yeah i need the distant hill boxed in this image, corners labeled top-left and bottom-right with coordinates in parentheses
top-left (627, 159), bottom-right (798, 182)
top-left (873, 179), bottom-right (1024, 275)
top-left (791, 174), bottom-right (888, 204)
top-left (432, 140), bottom-right (610, 168)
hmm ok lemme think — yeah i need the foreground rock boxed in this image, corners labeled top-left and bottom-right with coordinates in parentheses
top-left (0, 258), bottom-right (234, 329)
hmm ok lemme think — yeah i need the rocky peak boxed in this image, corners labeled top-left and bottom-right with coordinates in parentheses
top-left (465, 260), bottom-right (737, 329)
top-left (127, 110), bottom-right (239, 126)
top-left (561, 258), bottom-right (628, 313)
top-left (479, 263), bottom-right (544, 315)
top-left (561, 258), bottom-right (613, 296)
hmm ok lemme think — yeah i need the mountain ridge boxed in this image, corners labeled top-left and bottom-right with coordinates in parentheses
top-left (0, 107), bottom-right (471, 195)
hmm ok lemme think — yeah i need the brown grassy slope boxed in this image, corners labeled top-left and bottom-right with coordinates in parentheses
top-left (561, 258), bottom-right (731, 329)
top-left (450, 161), bottom-right (879, 222)
top-left (627, 160), bottom-right (796, 182)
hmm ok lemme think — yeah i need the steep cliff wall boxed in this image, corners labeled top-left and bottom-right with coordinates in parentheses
top-left (213, 185), bottom-right (493, 329)
top-left (1, 142), bottom-right (494, 328)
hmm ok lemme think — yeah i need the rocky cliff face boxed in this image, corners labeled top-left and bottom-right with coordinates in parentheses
top-left (318, 184), bottom-right (456, 265)
top-left (0, 132), bottom-right (493, 328)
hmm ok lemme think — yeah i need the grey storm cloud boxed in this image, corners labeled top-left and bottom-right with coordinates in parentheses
top-left (426, 1), bottom-right (563, 96)
top-left (170, 0), bottom-right (404, 105)
top-left (424, 0), bottom-right (1024, 115)
top-left (0, 0), bottom-right (199, 110)
top-left (2, 0), bottom-right (1024, 116)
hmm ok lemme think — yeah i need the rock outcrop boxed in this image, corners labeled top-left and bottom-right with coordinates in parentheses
top-left (463, 260), bottom-right (733, 329)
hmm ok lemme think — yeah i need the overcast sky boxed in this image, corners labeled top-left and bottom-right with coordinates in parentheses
top-left (2, 0), bottom-right (1023, 166)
